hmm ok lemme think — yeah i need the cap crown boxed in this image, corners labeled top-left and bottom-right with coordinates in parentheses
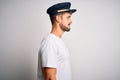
top-left (47, 2), bottom-right (71, 16)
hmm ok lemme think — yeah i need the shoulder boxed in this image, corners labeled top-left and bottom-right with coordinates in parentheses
top-left (39, 34), bottom-right (58, 55)
top-left (40, 34), bottom-right (58, 50)
top-left (41, 34), bottom-right (56, 45)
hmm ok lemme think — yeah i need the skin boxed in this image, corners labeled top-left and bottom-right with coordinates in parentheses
top-left (43, 12), bottom-right (72, 80)
top-left (43, 67), bottom-right (56, 80)
top-left (51, 12), bottom-right (72, 38)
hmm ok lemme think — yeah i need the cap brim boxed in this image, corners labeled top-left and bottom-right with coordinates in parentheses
top-left (69, 9), bottom-right (77, 13)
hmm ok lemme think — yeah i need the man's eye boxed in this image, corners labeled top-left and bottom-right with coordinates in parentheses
top-left (67, 17), bottom-right (70, 19)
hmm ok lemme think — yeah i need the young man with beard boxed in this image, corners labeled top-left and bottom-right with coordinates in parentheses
top-left (37, 2), bottom-right (77, 80)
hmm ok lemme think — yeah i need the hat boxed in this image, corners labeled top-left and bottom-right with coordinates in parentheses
top-left (47, 2), bottom-right (77, 16)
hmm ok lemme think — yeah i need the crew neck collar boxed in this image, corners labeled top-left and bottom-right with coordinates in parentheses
top-left (50, 33), bottom-right (62, 40)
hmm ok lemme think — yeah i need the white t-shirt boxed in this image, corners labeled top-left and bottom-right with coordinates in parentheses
top-left (37, 33), bottom-right (71, 80)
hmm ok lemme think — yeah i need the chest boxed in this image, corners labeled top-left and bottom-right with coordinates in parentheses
top-left (57, 43), bottom-right (70, 61)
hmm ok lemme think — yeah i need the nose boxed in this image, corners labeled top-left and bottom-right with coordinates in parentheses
top-left (70, 19), bottom-right (72, 24)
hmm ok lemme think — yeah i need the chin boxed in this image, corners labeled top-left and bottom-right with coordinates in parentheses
top-left (65, 28), bottom-right (70, 32)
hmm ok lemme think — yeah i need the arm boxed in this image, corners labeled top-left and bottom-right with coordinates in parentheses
top-left (43, 67), bottom-right (56, 80)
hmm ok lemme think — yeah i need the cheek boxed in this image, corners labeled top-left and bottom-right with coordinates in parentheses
top-left (61, 18), bottom-right (69, 26)
top-left (64, 19), bottom-right (69, 24)
top-left (64, 21), bottom-right (69, 26)
top-left (62, 19), bottom-right (67, 24)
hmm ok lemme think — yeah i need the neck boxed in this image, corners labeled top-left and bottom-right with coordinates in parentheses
top-left (50, 23), bottom-right (64, 38)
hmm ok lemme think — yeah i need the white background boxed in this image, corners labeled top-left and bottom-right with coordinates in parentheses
top-left (0, 0), bottom-right (120, 80)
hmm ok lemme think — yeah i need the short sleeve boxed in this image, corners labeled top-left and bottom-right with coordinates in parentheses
top-left (40, 39), bottom-right (57, 68)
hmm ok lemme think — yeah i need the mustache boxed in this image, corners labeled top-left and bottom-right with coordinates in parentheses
top-left (68, 22), bottom-right (72, 25)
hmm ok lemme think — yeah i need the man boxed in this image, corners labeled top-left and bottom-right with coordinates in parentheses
top-left (37, 2), bottom-right (77, 80)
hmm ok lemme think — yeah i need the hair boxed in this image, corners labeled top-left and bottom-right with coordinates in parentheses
top-left (49, 14), bottom-right (57, 24)
top-left (49, 12), bottom-right (65, 24)
top-left (49, 11), bottom-right (72, 24)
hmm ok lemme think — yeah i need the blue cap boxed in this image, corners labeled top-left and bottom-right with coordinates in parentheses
top-left (47, 2), bottom-right (77, 16)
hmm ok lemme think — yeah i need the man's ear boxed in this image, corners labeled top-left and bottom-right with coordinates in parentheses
top-left (56, 15), bottom-right (61, 23)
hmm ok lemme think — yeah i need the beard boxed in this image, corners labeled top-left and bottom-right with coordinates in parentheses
top-left (59, 23), bottom-right (71, 32)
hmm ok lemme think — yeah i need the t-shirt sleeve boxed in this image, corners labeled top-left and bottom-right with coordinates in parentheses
top-left (40, 39), bottom-right (57, 68)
